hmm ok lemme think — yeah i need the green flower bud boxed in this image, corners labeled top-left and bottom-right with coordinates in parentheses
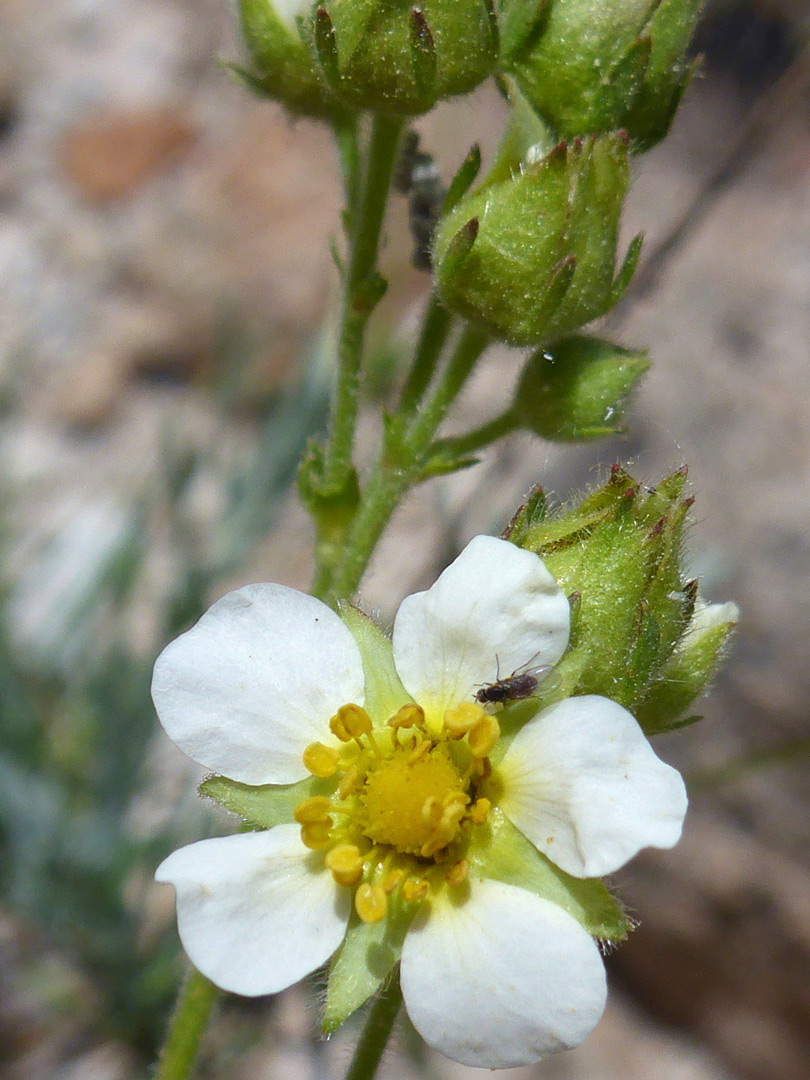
top-left (506, 466), bottom-right (738, 731)
top-left (314, 0), bottom-right (498, 115)
top-left (513, 335), bottom-right (649, 442)
top-left (433, 134), bottom-right (640, 346)
top-left (234, 0), bottom-right (342, 118)
top-left (503, 0), bottom-right (702, 149)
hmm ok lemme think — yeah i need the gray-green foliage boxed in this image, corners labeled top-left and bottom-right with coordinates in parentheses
top-left (0, 330), bottom-right (332, 1062)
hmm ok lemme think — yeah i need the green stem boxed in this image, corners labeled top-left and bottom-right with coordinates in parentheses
top-left (334, 115), bottom-right (361, 226)
top-left (323, 323), bottom-right (490, 604)
top-left (322, 114), bottom-right (405, 491)
top-left (430, 407), bottom-right (518, 457)
top-left (395, 292), bottom-right (453, 417)
top-left (343, 975), bottom-right (403, 1080)
top-left (154, 969), bottom-right (219, 1080)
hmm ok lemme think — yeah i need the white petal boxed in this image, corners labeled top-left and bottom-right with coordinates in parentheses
top-left (499, 695), bottom-right (688, 878)
top-left (156, 825), bottom-right (351, 996)
top-left (392, 535), bottom-right (569, 717)
top-left (400, 878), bottom-right (606, 1068)
top-left (152, 584), bottom-right (365, 784)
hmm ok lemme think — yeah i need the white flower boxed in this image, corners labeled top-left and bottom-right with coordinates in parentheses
top-left (153, 535), bottom-right (687, 1069)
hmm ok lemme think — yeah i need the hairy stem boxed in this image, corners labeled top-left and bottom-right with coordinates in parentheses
top-left (154, 969), bottom-right (219, 1080)
top-left (395, 292), bottom-right (453, 417)
top-left (323, 323), bottom-right (490, 604)
top-left (429, 408), bottom-right (518, 457)
top-left (322, 114), bottom-right (405, 491)
top-left (343, 975), bottom-right (403, 1080)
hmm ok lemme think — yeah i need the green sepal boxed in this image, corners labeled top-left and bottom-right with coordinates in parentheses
top-left (510, 466), bottom-right (737, 718)
top-left (442, 144), bottom-right (482, 215)
top-left (634, 606), bottom-right (738, 735)
top-left (467, 807), bottom-right (631, 942)
top-left (199, 773), bottom-right (335, 829)
top-left (501, 482), bottom-right (547, 541)
top-left (338, 603), bottom-right (411, 722)
top-left (496, 0), bottom-right (551, 64)
top-left (610, 232), bottom-right (644, 306)
top-left (323, 899), bottom-right (416, 1032)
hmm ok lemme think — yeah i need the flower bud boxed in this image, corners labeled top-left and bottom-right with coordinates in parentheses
top-left (433, 134), bottom-right (640, 346)
top-left (503, 0), bottom-right (702, 149)
top-left (513, 335), bottom-right (649, 442)
top-left (314, 0), bottom-right (498, 115)
top-left (235, 0), bottom-right (342, 119)
top-left (506, 466), bottom-right (738, 731)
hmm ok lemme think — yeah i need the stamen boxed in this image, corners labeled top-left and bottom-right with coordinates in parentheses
top-left (471, 797), bottom-right (491, 825)
top-left (294, 796), bottom-right (332, 824)
top-left (445, 859), bottom-right (469, 886)
top-left (421, 796), bottom-right (442, 827)
top-left (338, 765), bottom-right (361, 800)
top-left (444, 702), bottom-right (484, 737)
top-left (402, 877), bottom-right (429, 903)
top-left (325, 844), bottom-right (365, 887)
top-left (300, 821), bottom-right (332, 849)
top-left (303, 742), bottom-right (339, 778)
top-left (408, 738), bottom-right (431, 764)
top-left (355, 883), bottom-right (387, 923)
top-left (468, 714), bottom-right (500, 758)
top-left (388, 703), bottom-right (425, 730)
top-left (382, 869), bottom-right (404, 894)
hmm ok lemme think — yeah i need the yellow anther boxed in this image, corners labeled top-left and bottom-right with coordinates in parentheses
top-left (334, 703), bottom-right (373, 739)
top-left (388, 703), bottom-right (425, 730)
top-left (338, 765), bottom-right (361, 800)
top-left (303, 742), bottom-right (339, 778)
top-left (325, 844), bottom-right (365, 887)
top-left (421, 796), bottom-right (442, 827)
top-left (382, 869), bottom-right (404, 894)
top-left (444, 702), bottom-right (485, 737)
top-left (294, 796), bottom-right (332, 824)
top-left (402, 877), bottom-right (429, 903)
top-left (445, 859), bottom-right (469, 887)
top-left (474, 756), bottom-right (493, 779)
top-left (468, 714), bottom-right (500, 758)
top-left (408, 738), bottom-right (431, 764)
top-left (442, 789), bottom-right (468, 809)
top-left (300, 821), bottom-right (332, 849)
top-left (355, 883), bottom-right (387, 924)
top-left (471, 797), bottom-right (491, 825)
top-left (441, 801), bottom-right (466, 829)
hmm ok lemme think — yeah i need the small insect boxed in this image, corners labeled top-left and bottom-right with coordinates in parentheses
top-left (394, 129), bottom-right (445, 271)
top-left (474, 653), bottom-right (553, 707)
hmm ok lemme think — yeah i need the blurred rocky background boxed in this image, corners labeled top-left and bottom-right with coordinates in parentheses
top-left (0, 0), bottom-right (809, 1078)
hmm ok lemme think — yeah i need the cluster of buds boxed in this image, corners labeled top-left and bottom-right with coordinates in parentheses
top-left (231, 1), bottom-right (702, 447)
top-left (505, 466), bottom-right (738, 734)
top-left (233, 0), bottom-right (699, 140)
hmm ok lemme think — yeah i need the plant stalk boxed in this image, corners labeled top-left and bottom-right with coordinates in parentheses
top-left (154, 969), bottom-right (219, 1080)
top-left (343, 975), bottom-right (403, 1080)
top-left (321, 114), bottom-right (405, 492)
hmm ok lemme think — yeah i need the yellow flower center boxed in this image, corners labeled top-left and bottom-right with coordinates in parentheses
top-left (296, 699), bottom-right (498, 925)
top-left (361, 745), bottom-right (467, 854)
